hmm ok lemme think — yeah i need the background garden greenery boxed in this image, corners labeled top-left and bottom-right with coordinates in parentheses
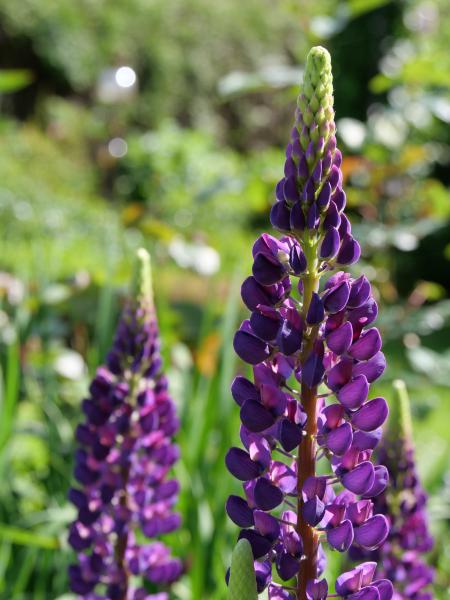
top-left (0, 0), bottom-right (448, 598)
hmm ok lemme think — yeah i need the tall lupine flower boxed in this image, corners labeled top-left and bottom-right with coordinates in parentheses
top-left (68, 249), bottom-right (182, 600)
top-left (352, 380), bottom-right (434, 599)
top-left (226, 47), bottom-right (392, 600)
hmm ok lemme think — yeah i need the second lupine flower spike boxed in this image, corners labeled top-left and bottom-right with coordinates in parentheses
top-left (68, 248), bottom-right (182, 600)
top-left (351, 380), bottom-right (434, 599)
top-left (227, 47), bottom-right (392, 600)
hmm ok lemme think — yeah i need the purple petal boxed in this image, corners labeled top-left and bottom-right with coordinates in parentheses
top-left (306, 578), bottom-right (328, 600)
top-left (306, 292), bottom-right (325, 325)
top-left (302, 496), bottom-right (326, 526)
top-left (337, 235), bottom-right (361, 265)
top-left (302, 345), bottom-right (325, 388)
top-left (250, 310), bottom-right (281, 342)
top-left (352, 397), bottom-right (388, 432)
top-left (342, 462), bottom-right (375, 495)
top-left (324, 281), bottom-right (350, 313)
top-left (352, 428), bottom-right (382, 450)
top-left (362, 465), bottom-right (388, 498)
top-left (326, 422), bottom-right (353, 456)
top-left (352, 351), bottom-right (386, 383)
top-left (283, 175), bottom-right (300, 203)
top-left (254, 477), bottom-right (284, 511)
top-left (320, 226), bottom-right (340, 259)
top-left (234, 329), bottom-right (271, 365)
top-left (254, 510), bottom-right (280, 540)
top-left (276, 552), bottom-right (300, 581)
top-left (240, 400), bottom-right (276, 432)
top-left (333, 188), bottom-right (346, 211)
top-left (347, 586), bottom-right (380, 600)
top-left (354, 515), bottom-right (389, 550)
top-left (348, 276), bottom-right (371, 308)
top-left (327, 519), bottom-right (354, 551)
top-left (225, 447), bottom-right (263, 481)
top-left (271, 201), bottom-right (291, 232)
top-left (231, 376), bottom-right (259, 407)
top-left (226, 495), bottom-right (254, 527)
top-left (278, 418), bottom-right (303, 452)
top-left (290, 245), bottom-right (307, 274)
top-left (317, 182), bottom-right (332, 209)
top-left (327, 357), bottom-right (353, 390)
top-left (337, 375), bottom-right (369, 410)
top-left (253, 253), bottom-right (286, 286)
top-left (372, 580), bottom-right (394, 600)
top-left (241, 276), bottom-right (275, 311)
top-left (290, 202), bottom-right (306, 231)
top-left (238, 529), bottom-right (272, 559)
top-left (277, 320), bottom-right (302, 355)
top-left (349, 328), bottom-right (382, 361)
top-left (323, 201), bottom-right (341, 229)
top-left (326, 321), bottom-right (353, 355)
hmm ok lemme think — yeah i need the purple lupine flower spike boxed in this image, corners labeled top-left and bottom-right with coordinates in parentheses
top-left (68, 249), bottom-right (182, 600)
top-left (351, 379), bottom-right (434, 599)
top-left (227, 47), bottom-right (392, 600)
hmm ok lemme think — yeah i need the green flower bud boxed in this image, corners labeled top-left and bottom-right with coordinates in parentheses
top-left (227, 539), bottom-right (258, 600)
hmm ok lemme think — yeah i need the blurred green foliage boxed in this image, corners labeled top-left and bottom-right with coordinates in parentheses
top-left (0, 0), bottom-right (448, 598)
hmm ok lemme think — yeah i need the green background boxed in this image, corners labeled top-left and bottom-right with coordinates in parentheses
top-left (0, 0), bottom-right (448, 598)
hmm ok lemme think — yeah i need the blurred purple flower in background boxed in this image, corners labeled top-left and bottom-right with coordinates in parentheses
top-left (350, 380), bottom-right (434, 600)
top-left (226, 47), bottom-right (393, 600)
top-left (68, 249), bottom-right (182, 600)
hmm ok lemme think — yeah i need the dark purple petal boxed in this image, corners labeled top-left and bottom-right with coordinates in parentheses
top-left (327, 357), bottom-right (353, 390)
top-left (278, 418), bottom-right (303, 452)
top-left (362, 465), bottom-right (388, 498)
top-left (348, 276), bottom-right (371, 308)
top-left (327, 519), bottom-right (354, 551)
top-left (254, 510), bottom-right (280, 540)
top-left (240, 400), bottom-right (276, 432)
top-left (241, 276), bottom-right (276, 311)
top-left (238, 529), bottom-right (273, 559)
top-left (254, 477), bottom-right (284, 511)
top-left (253, 253), bottom-right (286, 286)
top-left (276, 552), bottom-right (300, 581)
top-left (352, 352), bottom-right (386, 383)
top-left (291, 201), bottom-right (306, 231)
top-left (225, 447), bottom-right (263, 481)
top-left (337, 235), bottom-right (361, 265)
top-left (250, 311), bottom-right (281, 342)
top-left (324, 281), bottom-right (350, 313)
top-left (283, 175), bottom-right (300, 203)
top-left (231, 376), bottom-right (259, 406)
top-left (326, 422), bottom-right (353, 456)
top-left (320, 227), bottom-right (340, 259)
top-left (306, 578), bottom-right (328, 600)
top-left (271, 201), bottom-right (292, 232)
top-left (351, 397), bottom-right (388, 432)
top-left (352, 428), bottom-right (382, 450)
top-left (349, 328), bottom-right (382, 361)
top-left (342, 462), bottom-right (375, 495)
top-left (347, 586), bottom-right (380, 600)
top-left (372, 580), bottom-right (394, 600)
top-left (290, 245), bottom-right (307, 274)
top-left (302, 346), bottom-right (325, 388)
top-left (354, 515), bottom-right (389, 550)
top-left (226, 495), bottom-right (255, 528)
top-left (307, 292), bottom-right (325, 325)
top-left (326, 321), bottom-right (353, 355)
top-left (317, 182), bottom-right (332, 209)
top-left (277, 320), bottom-right (302, 355)
top-left (337, 375), bottom-right (369, 410)
top-left (323, 201), bottom-right (341, 229)
top-left (234, 329), bottom-right (271, 365)
top-left (302, 496), bottom-right (326, 526)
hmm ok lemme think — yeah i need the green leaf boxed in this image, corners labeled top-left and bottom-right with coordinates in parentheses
top-left (0, 70), bottom-right (33, 93)
top-left (228, 539), bottom-right (258, 600)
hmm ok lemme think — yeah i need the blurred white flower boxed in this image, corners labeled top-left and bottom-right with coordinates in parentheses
top-left (169, 237), bottom-right (220, 276)
top-left (54, 350), bottom-right (86, 380)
